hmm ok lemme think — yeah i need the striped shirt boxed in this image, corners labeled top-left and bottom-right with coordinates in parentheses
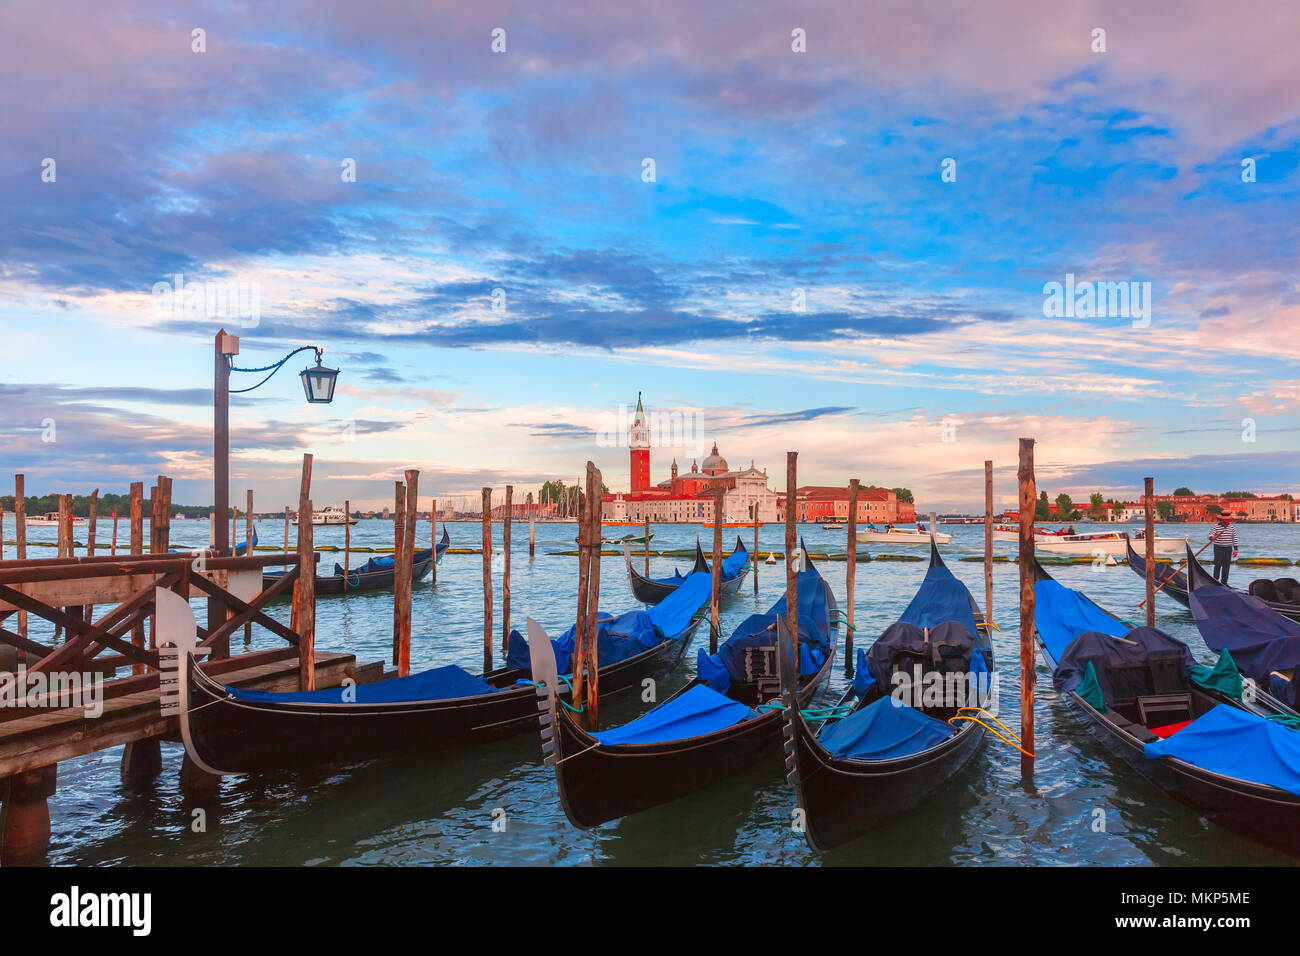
top-left (1210, 524), bottom-right (1239, 548)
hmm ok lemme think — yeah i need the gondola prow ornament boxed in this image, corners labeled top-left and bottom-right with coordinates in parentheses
top-left (156, 586), bottom-right (227, 777)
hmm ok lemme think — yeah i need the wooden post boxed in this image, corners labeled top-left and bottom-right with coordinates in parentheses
top-left (392, 481), bottom-right (405, 665)
top-left (129, 482), bottom-right (144, 674)
top-left (585, 465), bottom-right (603, 728)
top-left (573, 480), bottom-right (590, 704)
top-left (398, 471), bottom-right (418, 677)
top-left (87, 489), bottom-right (98, 558)
top-left (13, 475), bottom-right (26, 641)
top-left (111, 511), bottom-right (118, 556)
top-left (431, 497), bottom-right (438, 583)
top-left (785, 452), bottom-right (799, 665)
top-left (0, 503), bottom-right (4, 561)
top-left (244, 489), bottom-right (253, 645)
top-left (503, 485), bottom-right (512, 653)
top-left (283, 506), bottom-right (290, 572)
top-left (482, 487), bottom-right (493, 674)
top-left (644, 514), bottom-right (650, 577)
top-left (846, 478), bottom-right (859, 671)
top-left (529, 497), bottom-right (536, 559)
top-left (753, 507), bottom-right (759, 595)
top-left (984, 461), bottom-right (994, 629)
top-left (343, 499), bottom-right (351, 576)
top-left (231, 504), bottom-right (237, 554)
top-left (1144, 476), bottom-right (1156, 628)
top-left (710, 485), bottom-right (723, 654)
top-left (1017, 438), bottom-right (1037, 781)
top-left (297, 497), bottom-right (316, 691)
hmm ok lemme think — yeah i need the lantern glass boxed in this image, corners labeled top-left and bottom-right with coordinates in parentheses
top-left (300, 363), bottom-right (339, 404)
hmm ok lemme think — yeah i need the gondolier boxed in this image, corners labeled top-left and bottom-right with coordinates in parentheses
top-left (1209, 513), bottom-right (1239, 584)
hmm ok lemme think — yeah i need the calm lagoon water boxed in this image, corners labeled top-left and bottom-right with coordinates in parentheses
top-left (17, 519), bottom-right (1300, 866)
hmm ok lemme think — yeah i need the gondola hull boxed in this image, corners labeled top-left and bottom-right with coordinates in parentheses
top-left (261, 529), bottom-right (449, 596)
top-left (627, 537), bottom-right (749, 605)
top-left (783, 707), bottom-right (984, 852)
top-left (183, 616), bottom-right (702, 775)
top-left (1125, 538), bottom-right (1191, 607)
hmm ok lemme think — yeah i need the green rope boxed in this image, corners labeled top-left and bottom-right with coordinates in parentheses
top-left (1266, 713), bottom-right (1300, 730)
top-left (755, 701), bottom-right (855, 721)
top-left (551, 673), bottom-right (584, 713)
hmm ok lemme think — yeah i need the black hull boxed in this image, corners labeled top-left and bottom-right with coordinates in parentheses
top-left (784, 705), bottom-right (984, 852)
top-left (185, 617), bottom-right (701, 775)
top-left (1131, 537), bottom-right (1300, 623)
top-left (261, 528), bottom-right (449, 596)
top-left (552, 639), bottom-right (837, 830)
top-left (627, 536), bottom-right (749, 606)
top-left (1125, 538), bottom-right (1190, 607)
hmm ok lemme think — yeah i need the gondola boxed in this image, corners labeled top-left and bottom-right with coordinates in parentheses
top-left (626, 535), bottom-right (749, 605)
top-left (261, 527), bottom-right (450, 595)
top-left (1032, 556), bottom-right (1300, 858)
top-left (529, 542), bottom-right (837, 829)
top-left (1127, 536), bottom-right (1300, 623)
top-left (166, 565), bottom-right (713, 775)
top-left (779, 540), bottom-right (994, 851)
top-left (1184, 544), bottom-right (1300, 713)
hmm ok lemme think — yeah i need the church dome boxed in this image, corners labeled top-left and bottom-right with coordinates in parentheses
top-left (701, 442), bottom-right (728, 476)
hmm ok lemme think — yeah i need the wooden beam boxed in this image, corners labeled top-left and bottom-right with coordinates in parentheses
top-left (1017, 438), bottom-right (1037, 781)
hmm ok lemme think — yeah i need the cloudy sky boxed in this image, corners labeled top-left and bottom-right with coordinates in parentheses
top-left (2, 1), bottom-right (1297, 511)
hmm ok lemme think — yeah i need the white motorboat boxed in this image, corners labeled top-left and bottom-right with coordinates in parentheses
top-left (993, 526), bottom-right (1186, 557)
top-left (291, 506), bottom-right (358, 526)
top-left (24, 512), bottom-right (87, 527)
top-left (856, 526), bottom-right (953, 545)
top-left (821, 522), bottom-right (844, 530)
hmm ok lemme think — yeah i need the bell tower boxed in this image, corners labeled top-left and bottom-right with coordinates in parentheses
top-left (629, 392), bottom-right (650, 492)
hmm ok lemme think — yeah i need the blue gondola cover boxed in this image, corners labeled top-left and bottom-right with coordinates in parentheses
top-left (1190, 581), bottom-right (1300, 707)
top-left (225, 663), bottom-right (498, 704)
top-left (590, 684), bottom-right (754, 746)
top-left (1145, 705), bottom-right (1300, 797)
top-left (817, 696), bottom-right (954, 761)
top-left (1034, 579), bottom-right (1127, 661)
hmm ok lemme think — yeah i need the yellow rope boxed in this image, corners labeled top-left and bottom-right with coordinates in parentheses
top-left (948, 706), bottom-right (1035, 757)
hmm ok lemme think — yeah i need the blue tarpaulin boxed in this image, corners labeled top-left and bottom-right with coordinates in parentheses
top-left (590, 683), bottom-right (755, 746)
top-left (225, 663), bottom-right (497, 705)
top-left (1190, 578), bottom-right (1300, 706)
top-left (1145, 705), bottom-right (1300, 797)
top-left (898, 557), bottom-right (980, 638)
top-left (696, 568), bottom-right (830, 694)
top-left (817, 695), bottom-right (954, 761)
top-left (1034, 579), bottom-right (1127, 661)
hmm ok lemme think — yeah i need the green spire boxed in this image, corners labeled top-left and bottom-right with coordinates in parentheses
top-left (634, 391), bottom-right (645, 421)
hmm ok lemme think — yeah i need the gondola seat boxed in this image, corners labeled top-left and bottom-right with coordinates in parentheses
top-left (1250, 579), bottom-right (1281, 602)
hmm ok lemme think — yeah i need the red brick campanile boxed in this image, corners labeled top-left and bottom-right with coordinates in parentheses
top-left (630, 392), bottom-right (650, 492)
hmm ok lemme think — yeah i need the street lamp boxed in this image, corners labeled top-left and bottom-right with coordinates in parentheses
top-left (210, 329), bottom-right (339, 644)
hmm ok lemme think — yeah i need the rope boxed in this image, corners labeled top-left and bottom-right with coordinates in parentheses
top-left (1266, 713), bottom-right (1300, 731)
top-left (755, 700), bottom-right (855, 721)
top-left (948, 706), bottom-right (1035, 757)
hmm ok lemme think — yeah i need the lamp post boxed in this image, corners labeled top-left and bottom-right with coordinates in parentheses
top-left (210, 329), bottom-right (339, 633)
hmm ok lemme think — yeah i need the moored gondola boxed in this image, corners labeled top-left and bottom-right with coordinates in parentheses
top-left (1128, 535), bottom-right (1300, 622)
top-left (779, 540), bottom-right (995, 851)
top-left (626, 535), bottom-right (749, 605)
top-left (167, 564), bottom-right (713, 775)
top-left (1184, 544), bottom-right (1300, 713)
top-left (1033, 556), bottom-right (1300, 858)
top-left (261, 526), bottom-right (450, 595)
top-left (530, 543), bottom-right (837, 829)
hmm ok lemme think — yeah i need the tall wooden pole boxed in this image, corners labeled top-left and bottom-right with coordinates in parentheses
top-left (243, 489), bottom-right (254, 645)
top-left (984, 461), bottom-right (994, 629)
top-left (753, 507), bottom-right (759, 595)
top-left (211, 330), bottom-right (231, 641)
top-left (529, 497), bottom-right (536, 559)
top-left (343, 498), bottom-right (351, 576)
top-left (1144, 476), bottom-right (1156, 628)
top-left (392, 480), bottom-right (405, 665)
top-left (282, 506), bottom-right (290, 572)
top-left (585, 465), bottom-right (602, 729)
top-left (58, 494), bottom-right (71, 559)
top-left (644, 514), bottom-right (650, 576)
top-left (13, 475), bottom-right (26, 642)
top-left (297, 496), bottom-right (315, 691)
top-left (573, 479), bottom-right (590, 703)
top-left (399, 471), bottom-right (418, 677)
top-left (846, 478), bottom-right (859, 671)
top-left (710, 485), bottom-right (724, 654)
top-left (481, 487), bottom-right (493, 674)
top-left (86, 489), bottom-right (98, 558)
top-left (785, 452), bottom-right (799, 666)
top-left (1017, 438), bottom-right (1037, 781)
top-left (431, 497), bottom-right (438, 583)
top-left (129, 482), bottom-right (144, 673)
top-left (503, 485), bottom-right (512, 654)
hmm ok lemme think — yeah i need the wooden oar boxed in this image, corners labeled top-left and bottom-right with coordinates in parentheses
top-left (1137, 538), bottom-right (1213, 608)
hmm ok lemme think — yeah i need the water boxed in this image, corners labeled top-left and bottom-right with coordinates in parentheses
top-left (15, 519), bottom-right (1300, 866)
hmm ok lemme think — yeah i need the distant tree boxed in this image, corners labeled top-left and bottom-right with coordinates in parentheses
top-left (1173, 486), bottom-right (1194, 497)
top-left (1035, 490), bottom-right (1051, 521)
top-left (1206, 504), bottom-right (1224, 516)
top-left (1089, 492), bottom-right (1105, 517)
top-left (1155, 501), bottom-right (1177, 521)
top-left (1055, 493), bottom-right (1075, 520)
top-left (1221, 491), bottom-right (1256, 498)
top-left (891, 487), bottom-right (914, 504)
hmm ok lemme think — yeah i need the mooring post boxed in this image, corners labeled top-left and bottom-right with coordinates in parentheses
top-left (710, 485), bottom-right (723, 654)
top-left (644, 514), bottom-right (650, 577)
top-left (481, 487), bottom-right (493, 674)
top-left (984, 460), bottom-right (994, 629)
top-left (399, 471), bottom-right (418, 677)
top-left (846, 478), bottom-right (859, 672)
top-left (0, 765), bottom-right (57, 865)
top-left (86, 489), bottom-right (98, 558)
top-left (753, 508), bottom-right (759, 595)
top-left (129, 481), bottom-right (144, 674)
top-left (392, 480), bottom-right (404, 666)
top-left (244, 488), bottom-right (253, 646)
top-left (343, 498), bottom-right (351, 578)
top-left (283, 506), bottom-right (290, 573)
top-left (528, 496), bottom-right (536, 560)
top-left (573, 478), bottom-right (590, 705)
top-left (111, 510), bottom-right (118, 556)
top-left (297, 453), bottom-right (315, 691)
top-left (785, 452), bottom-right (799, 665)
top-left (1017, 438), bottom-right (1037, 781)
top-left (431, 497), bottom-right (438, 583)
top-left (585, 464), bottom-right (602, 729)
top-left (503, 484), bottom-right (512, 655)
top-left (1144, 477), bottom-right (1156, 627)
top-left (13, 475), bottom-right (26, 642)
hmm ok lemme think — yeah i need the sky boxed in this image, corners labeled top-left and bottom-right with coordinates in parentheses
top-left (1, 0), bottom-right (1297, 512)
